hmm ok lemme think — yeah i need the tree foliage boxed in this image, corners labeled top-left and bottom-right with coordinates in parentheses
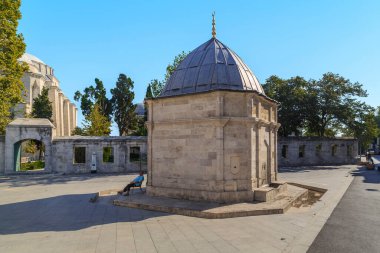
top-left (263, 72), bottom-right (376, 140)
top-left (147, 79), bottom-right (164, 98)
top-left (263, 76), bottom-right (308, 136)
top-left (137, 51), bottom-right (189, 136)
top-left (83, 104), bottom-right (111, 136)
top-left (0, 0), bottom-right (28, 134)
top-left (131, 117), bottom-right (147, 136)
top-left (145, 51), bottom-right (189, 99)
top-left (23, 140), bottom-right (37, 154)
top-left (110, 74), bottom-right (137, 136)
top-left (71, 126), bottom-right (87, 136)
top-left (305, 73), bottom-right (368, 137)
top-left (164, 51), bottom-right (188, 83)
top-left (74, 78), bottom-right (112, 121)
top-left (343, 110), bottom-right (378, 152)
top-left (30, 87), bottom-right (53, 121)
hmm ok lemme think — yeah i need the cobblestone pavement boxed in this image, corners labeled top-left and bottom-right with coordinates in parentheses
top-left (0, 165), bottom-right (357, 253)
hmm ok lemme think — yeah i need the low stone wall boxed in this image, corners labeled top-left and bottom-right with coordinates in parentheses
top-left (52, 136), bottom-right (147, 173)
top-left (278, 137), bottom-right (358, 167)
top-left (0, 136), bottom-right (5, 173)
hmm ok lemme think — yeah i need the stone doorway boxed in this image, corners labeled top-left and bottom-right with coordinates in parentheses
top-left (14, 139), bottom-right (46, 172)
top-left (4, 118), bottom-right (53, 174)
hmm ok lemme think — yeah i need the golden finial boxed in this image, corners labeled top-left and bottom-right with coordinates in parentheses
top-left (212, 12), bottom-right (216, 38)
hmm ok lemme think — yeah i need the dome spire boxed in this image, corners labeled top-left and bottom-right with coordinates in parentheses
top-left (212, 12), bottom-right (216, 38)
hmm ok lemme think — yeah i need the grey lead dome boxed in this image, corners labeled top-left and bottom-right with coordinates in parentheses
top-left (159, 38), bottom-right (265, 97)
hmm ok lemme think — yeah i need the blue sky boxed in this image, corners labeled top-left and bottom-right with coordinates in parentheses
top-left (19, 0), bottom-right (380, 135)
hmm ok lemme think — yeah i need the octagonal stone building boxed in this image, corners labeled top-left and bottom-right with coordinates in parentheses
top-left (146, 36), bottom-right (280, 203)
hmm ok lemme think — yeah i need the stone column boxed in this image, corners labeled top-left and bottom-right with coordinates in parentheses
top-left (216, 94), bottom-right (225, 184)
top-left (74, 107), bottom-right (78, 130)
top-left (48, 86), bottom-right (60, 136)
top-left (256, 100), bottom-right (262, 187)
top-left (58, 92), bottom-right (64, 136)
top-left (273, 125), bottom-right (280, 181)
top-left (255, 122), bottom-right (261, 187)
top-left (250, 122), bottom-right (258, 189)
top-left (268, 126), bottom-right (273, 185)
top-left (145, 100), bottom-right (153, 187)
top-left (69, 103), bottom-right (76, 133)
top-left (63, 98), bottom-right (71, 136)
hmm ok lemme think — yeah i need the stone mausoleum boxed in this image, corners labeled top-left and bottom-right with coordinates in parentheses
top-left (146, 25), bottom-right (281, 203)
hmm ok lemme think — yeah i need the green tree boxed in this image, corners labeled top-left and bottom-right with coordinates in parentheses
top-left (110, 74), bottom-right (138, 136)
top-left (139, 51), bottom-right (189, 136)
top-left (23, 140), bottom-right (37, 154)
top-left (131, 117), bottom-right (147, 136)
top-left (133, 82), bottom-right (154, 136)
top-left (263, 75), bottom-right (309, 136)
top-left (71, 126), bottom-right (87, 136)
top-left (83, 104), bottom-right (111, 136)
top-left (144, 51), bottom-right (189, 99)
top-left (145, 83), bottom-right (153, 99)
top-left (0, 0), bottom-right (28, 134)
top-left (30, 87), bottom-right (53, 121)
top-left (147, 79), bottom-right (164, 98)
top-left (164, 51), bottom-right (189, 83)
top-left (23, 139), bottom-right (44, 160)
top-left (342, 109), bottom-right (379, 153)
top-left (305, 73), bottom-right (368, 137)
top-left (74, 78), bottom-right (112, 121)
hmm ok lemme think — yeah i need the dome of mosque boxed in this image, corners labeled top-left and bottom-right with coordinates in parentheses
top-left (159, 37), bottom-right (265, 97)
top-left (19, 53), bottom-right (45, 65)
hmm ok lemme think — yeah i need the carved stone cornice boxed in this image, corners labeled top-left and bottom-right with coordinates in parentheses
top-left (26, 72), bottom-right (44, 78)
top-left (151, 117), bottom-right (230, 127)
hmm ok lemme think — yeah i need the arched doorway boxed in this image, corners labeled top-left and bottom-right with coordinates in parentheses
top-left (14, 139), bottom-right (46, 171)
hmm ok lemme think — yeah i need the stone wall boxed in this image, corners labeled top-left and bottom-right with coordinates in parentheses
top-left (0, 136), bottom-right (5, 173)
top-left (52, 136), bottom-right (147, 174)
top-left (1, 118), bottom-right (147, 174)
top-left (146, 90), bottom-right (280, 203)
top-left (278, 137), bottom-right (358, 167)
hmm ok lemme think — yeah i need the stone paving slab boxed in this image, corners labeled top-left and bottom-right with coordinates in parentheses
top-left (0, 165), bottom-right (357, 253)
top-left (112, 185), bottom-right (308, 218)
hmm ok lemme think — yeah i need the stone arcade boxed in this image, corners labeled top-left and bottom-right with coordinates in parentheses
top-left (146, 33), bottom-right (281, 203)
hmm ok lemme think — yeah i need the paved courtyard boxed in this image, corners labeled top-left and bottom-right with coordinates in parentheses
top-left (0, 165), bottom-right (357, 253)
top-left (308, 166), bottom-right (380, 253)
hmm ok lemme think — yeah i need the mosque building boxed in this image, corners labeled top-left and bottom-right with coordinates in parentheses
top-left (16, 53), bottom-right (77, 136)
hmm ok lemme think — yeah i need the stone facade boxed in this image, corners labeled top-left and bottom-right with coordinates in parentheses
top-left (15, 53), bottom-right (77, 136)
top-left (0, 118), bottom-right (146, 174)
top-left (146, 90), bottom-right (280, 203)
top-left (278, 137), bottom-right (358, 167)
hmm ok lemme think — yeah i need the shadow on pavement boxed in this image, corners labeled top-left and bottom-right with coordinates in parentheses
top-left (351, 167), bottom-right (380, 184)
top-left (0, 173), bottom-right (137, 188)
top-left (0, 193), bottom-right (170, 235)
top-left (279, 165), bottom-right (354, 173)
